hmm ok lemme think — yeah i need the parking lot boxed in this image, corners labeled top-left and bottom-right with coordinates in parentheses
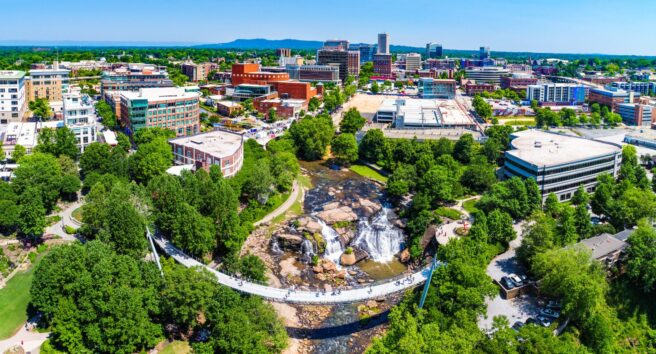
top-left (479, 223), bottom-right (543, 331)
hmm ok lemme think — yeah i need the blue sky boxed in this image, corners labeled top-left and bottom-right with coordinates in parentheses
top-left (2, 0), bottom-right (655, 55)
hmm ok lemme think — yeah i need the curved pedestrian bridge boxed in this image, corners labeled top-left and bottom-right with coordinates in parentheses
top-left (153, 236), bottom-right (433, 304)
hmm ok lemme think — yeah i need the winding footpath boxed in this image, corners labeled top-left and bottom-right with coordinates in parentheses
top-left (254, 180), bottom-right (302, 227)
top-left (153, 235), bottom-right (432, 304)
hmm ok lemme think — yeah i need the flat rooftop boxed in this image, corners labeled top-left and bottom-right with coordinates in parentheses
top-left (378, 99), bottom-right (472, 126)
top-left (2, 121), bottom-right (63, 147)
top-left (169, 130), bottom-right (243, 158)
top-left (506, 129), bottom-right (621, 167)
top-left (120, 87), bottom-right (199, 101)
top-left (0, 70), bottom-right (26, 79)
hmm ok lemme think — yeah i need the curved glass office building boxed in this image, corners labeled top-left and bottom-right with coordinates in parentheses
top-left (504, 130), bottom-right (622, 201)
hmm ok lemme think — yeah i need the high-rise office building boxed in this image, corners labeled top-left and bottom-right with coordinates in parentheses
top-left (317, 49), bottom-right (349, 83)
top-left (351, 44), bottom-right (376, 63)
top-left (479, 46), bottom-right (490, 60)
top-left (426, 43), bottom-right (443, 58)
top-left (347, 51), bottom-right (360, 76)
top-left (377, 33), bottom-right (390, 54)
top-left (276, 48), bottom-right (292, 57)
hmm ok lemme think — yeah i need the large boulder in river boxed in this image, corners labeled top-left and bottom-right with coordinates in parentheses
top-left (316, 206), bottom-right (358, 224)
top-left (296, 216), bottom-right (323, 234)
top-left (276, 233), bottom-right (304, 250)
top-left (356, 198), bottom-right (382, 217)
top-left (322, 202), bottom-right (341, 211)
top-left (352, 246), bottom-right (370, 264)
top-left (340, 252), bottom-right (357, 266)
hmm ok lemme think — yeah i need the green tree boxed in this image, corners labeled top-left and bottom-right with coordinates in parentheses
top-left (79, 142), bottom-right (112, 177)
top-left (453, 134), bottom-right (477, 164)
top-left (339, 108), bottom-right (366, 134)
top-left (35, 127), bottom-right (79, 160)
top-left (574, 203), bottom-right (592, 239)
top-left (94, 101), bottom-right (117, 128)
top-left (11, 144), bottom-right (26, 162)
top-left (472, 95), bottom-right (493, 120)
top-left (556, 206), bottom-right (579, 245)
top-left (18, 187), bottom-right (46, 239)
top-left (625, 220), bottom-right (656, 293)
top-left (532, 247), bottom-right (608, 323)
top-left (129, 137), bottom-right (173, 184)
top-left (267, 107), bottom-right (278, 122)
top-left (486, 210), bottom-right (516, 247)
top-left (12, 152), bottom-right (63, 211)
top-left (543, 192), bottom-right (560, 217)
top-left (288, 114), bottom-right (334, 160)
top-left (358, 129), bottom-right (386, 163)
top-left (460, 157), bottom-right (496, 193)
top-left (98, 185), bottom-right (148, 258)
top-left (30, 241), bottom-right (163, 354)
top-left (29, 98), bottom-right (52, 119)
top-left (571, 185), bottom-right (590, 206)
top-left (308, 96), bottom-right (320, 112)
top-left (331, 133), bottom-right (359, 165)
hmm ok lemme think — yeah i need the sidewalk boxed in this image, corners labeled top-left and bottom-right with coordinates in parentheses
top-left (0, 318), bottom-right (49, 354)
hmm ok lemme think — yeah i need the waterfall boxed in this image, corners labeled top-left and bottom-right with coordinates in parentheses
top-left (353, 206), bottom-right (404, 263)
top-left (318, 219), bottom-right (344, 265)
top-left (300, 238), bottom-right (316, 263)
top-left (270, 239), bottom-right (283, 255)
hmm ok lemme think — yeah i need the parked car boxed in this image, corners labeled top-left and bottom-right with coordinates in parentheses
top-left (512, 321), bottom-right (525, 331)
top-left (525, 317), bottom-right (538, 325)
top-left (536, 315), bottom-right (554, 327)
top-left (540, 308), bottom-right (561, 319)
top-left (501, 276), bottom-right (516, 289)
top-left (509, 274), bottom-right (523, 287)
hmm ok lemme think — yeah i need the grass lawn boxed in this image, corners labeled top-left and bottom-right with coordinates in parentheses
top-left (503, 119), bottom-right (535, 126)
top-left (350, 164), bottom-right (388, 183)
top-left (71, 206), bottom-right (84, 223)
top-left (160, 340), bottom-right (192, 354)
top-left (0, 252), bottom-right (46, 339)
top-left (462, 199), bottom-right (480, 214)
top-left (435, 207), bottom-right (463, 220)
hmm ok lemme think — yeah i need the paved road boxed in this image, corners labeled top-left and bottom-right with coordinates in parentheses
top-left (253, 180), bottom-right (301, 227)
top-left (153, 235), bottom-right (431, 304)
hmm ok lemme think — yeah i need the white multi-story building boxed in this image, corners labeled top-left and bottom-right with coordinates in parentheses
top-left (0, 71), bottom-right (27, 124)
top-left (504, 130), bottom-right (622, 201)
top-left (63, 93), bottom-right (97, 152)
top-left (464, 67), bottom-right (510, 84)
top-left (526, 83), bottom-right (586, 105)
top-left (404, 53), bottom-right (422, 72)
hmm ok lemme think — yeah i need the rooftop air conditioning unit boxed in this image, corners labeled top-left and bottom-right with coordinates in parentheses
top-left (534, 141), bottom-right (542, 148)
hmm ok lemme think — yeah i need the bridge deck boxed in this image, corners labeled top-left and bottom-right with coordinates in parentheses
top-left (153, 236), bottom-right (431, 304)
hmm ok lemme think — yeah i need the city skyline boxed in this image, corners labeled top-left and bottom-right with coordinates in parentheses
top-left (2, 0), bottom-right (656, 56)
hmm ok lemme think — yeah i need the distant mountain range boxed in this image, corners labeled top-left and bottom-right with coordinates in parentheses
top-left (195, 38), bottom-right (426, 52)
top-left (1, 38), bottom-right (654, 59)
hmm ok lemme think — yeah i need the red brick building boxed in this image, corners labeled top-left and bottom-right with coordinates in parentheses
top-left (273, 81), bottom-right (317, 101)
top-left (231, 63), bottom-right (290, 86)
top-left (500, 76), bottom-right (538, 89)
top-left (464, 82), bottom-right (496, 95)
top-left (373, 54), bottom-right (393, 78)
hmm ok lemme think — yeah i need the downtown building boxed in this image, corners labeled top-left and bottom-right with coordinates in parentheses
top-left (402, 53), bottom-right (422, 72)
top-left (609, 81), bottom-right (654, 96)
top-left (62, 93), bottom-right (98, 152)
top-left (317, 49), bottom-right (350, 83)
top-left (377, 33), bottom-right (390, 54)
top-left (119, 87), bottom-right (200, 137)
top-left (348, 51), bottom-right (360, 76)
top-left (588, 87), bottom-right (636, 112)
top-left (181, 61), bottom-right (219, 82)
top-left (373, 54), bottom-right (393, 78)
top-left (426, 43), bottom-right (443, 58)
top-left (504, 129), bottom-right (622, 201)
top-left (26, 66), bottom-right (70, 102)
top-left (418, 78), bottom-right (456, 99)
top-left (464, 67), bottom-right (509, 84)
top-left (350, 44), bottom-right (376, 63)
top-left (526, 83), bottom-right (586, 105)
top-left (169, 130), bottom-right (244, 178)
top-left (0, 70), bottom-right (27, 124)
top-left (618, 103), bottom-right (653, 126)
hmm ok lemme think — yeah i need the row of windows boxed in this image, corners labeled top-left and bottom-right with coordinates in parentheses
top-left (0, 88), bottom-right (19, 93)
top-left (505, 154), bottom-right (617, 176)
top-left (539, 165), bottom-right (615, 185)
top-left (543, 177), bottom-right (599, 194)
